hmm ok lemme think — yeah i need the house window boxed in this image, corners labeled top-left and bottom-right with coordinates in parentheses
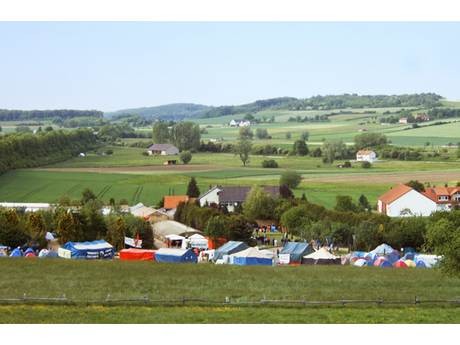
top-left (438, 195), bottom-right (449, 201)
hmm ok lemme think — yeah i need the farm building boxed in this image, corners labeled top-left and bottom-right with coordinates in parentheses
top-left (152, 220), bottom-right (203, 245)
top-left (356, 150), bottom-right (376, 163)
top-left (129, 203), bottom-right (156, 219)
top-left (398, 117), bottom-right (408, 124)
top-left (0, 202), bottom-right (52, 212)
top-left (147, 143), bottom-right (179, 156)
top-left (198, 185), bottom-right (280, 212)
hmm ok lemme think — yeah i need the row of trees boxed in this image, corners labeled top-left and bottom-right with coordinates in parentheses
top-left (0, 129), bottom-right (98, 175)
top-left (152, 121), bottom-right (201, 151)
top-left (0, 190), bottom-right (153, 250)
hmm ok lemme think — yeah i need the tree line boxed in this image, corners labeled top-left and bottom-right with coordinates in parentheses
top-left (152, 121), bottom-right (201, 151)
top-left (0, 109), bottom-right (103, 121)
top-left (0, 129), bottom-right (98, 175)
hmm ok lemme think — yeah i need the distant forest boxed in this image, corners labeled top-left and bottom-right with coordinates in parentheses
top-left (0, 109), bottom-right (103, 121)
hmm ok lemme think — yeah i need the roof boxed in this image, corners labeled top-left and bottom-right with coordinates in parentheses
top-left (148, 143), bottom-right (178, 151)
top-left (152, 220), bottom-right (203, 238)
top-left (156, 248), bottom-right (192, 256)
top-left (164, 195), bottom-right (189, 209)
top-left (356, 150), bottom-right (375, 155)
top-left (422, 186), bottom-right (460, 203)
top-left (230, 247), bottom-right (274, 259)
top-left (208, 186), bottom-right (280, 203)
top-left (129, 203), bottom-right (156, 218)
top-left (378, 184), bottom-right (413, 204)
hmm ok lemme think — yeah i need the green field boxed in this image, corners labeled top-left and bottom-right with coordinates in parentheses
top-left (0, 260), bottom-right (459, 323)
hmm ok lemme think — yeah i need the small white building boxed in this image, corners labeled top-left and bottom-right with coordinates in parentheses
top-left (238, 120), bottom-right (251, 127)
top-left (229, 119), bottom-right (238, 127)
top-left (399, 117), bottom-right (408, 124)
top-left (377, 184), bottom-right (437, 217)
top-left (356, 150), bottom-right (377, 163)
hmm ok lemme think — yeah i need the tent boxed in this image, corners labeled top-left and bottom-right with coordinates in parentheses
top-left (302, 248), bottom-right (341, 265)
top-left (415, 259), bottom-right (427, 268)
top-left (353, 258), bottom-right (367, 267)
top-left (119, 248), bottom-right (155, 261)
top-left (393, 260), bottom-right (408, 268)
top-left (62, 240), bottom-right (114, 259)
top-left (374, 257), bottom-right (392, 268)
top-left (155, 248), bottom-right (197, 263)
top-left (414, 254), bottom-right (440, 268)
top-left (280, 242), bottom-right (313, 263)
top-left (213, 241), bottom-right (249, 262)
top-left (230, 247), bottom-right (273, 266)
top-left (370, 243), bottom-right (395, 256)
top-left (9, 247), bottom-right (23, 257)
top-left (404, 259), bottom-right (416, 268)
top-left (188, 234), bottom-right (208, 250)
top-left (24, 248), bottom-right (36, 257)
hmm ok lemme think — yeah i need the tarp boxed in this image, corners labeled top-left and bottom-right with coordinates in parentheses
top-left (62, 240), bottom-right (114, 259)
top-left (119, 248), bottom-right (155, 261)
top-left (302, 248), bottom-right (341, 265)
top-left (155, 248), bottom-right (197, 263)
top-left (213, 241), bottom-right (249, 261)
top-left (230, 247), bottom-right (273, 266)
top-left (280, 242), bottom-right (313, 263)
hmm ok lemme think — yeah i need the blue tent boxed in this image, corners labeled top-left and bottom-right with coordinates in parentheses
top-left (213, 241), bottom-right (249, 261)
top-left (62, 240), bottom-right (114, 259)
top-left (280, 242), bottom-right (313, 263)
top-left (155, 248), bottom-right (197, 263)
top-left (231, 247), bottom-right (273, 266)
top-left (9, 247), bottom-right (23, 257)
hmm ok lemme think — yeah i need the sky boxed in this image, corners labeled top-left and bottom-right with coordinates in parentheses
top-left (0, 22), bottom-right (459, 111)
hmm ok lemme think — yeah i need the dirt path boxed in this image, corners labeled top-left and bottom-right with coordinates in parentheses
top-left (301, 170), bottom-right (460, 184)
top-left (36, 164), bottom-right (219, 174)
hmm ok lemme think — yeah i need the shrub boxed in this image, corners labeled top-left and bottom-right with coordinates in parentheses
top-left (361, 161), bottom-right (372, 169)
top-left (280, 170), bottom-right (301, 189)
top-left (262, 159), bottom-right (279, 168)
top-left (180, 151), bottom-right (192, 164)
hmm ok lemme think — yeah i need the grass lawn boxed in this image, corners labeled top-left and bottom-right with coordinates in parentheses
top-left (0, 260), bottom-right (459, 323)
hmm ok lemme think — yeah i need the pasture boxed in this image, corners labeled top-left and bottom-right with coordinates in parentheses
top-left (0, 260), bottom-right (459, 323)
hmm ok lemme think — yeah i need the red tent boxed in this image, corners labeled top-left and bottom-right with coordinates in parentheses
top-left (119, 248), bottom-right (155, 261)
top-left (393, 260), bottom-right (408, 268)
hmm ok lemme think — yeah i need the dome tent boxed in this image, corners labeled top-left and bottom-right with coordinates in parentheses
top-left (393, 260), bottom-right (408, 268)
top-left (373, 257), bottom-right (392, 268)
top-left (353, 258), bottom-right (367, 267)
top-left (9, 247), bottom-right (23, 257)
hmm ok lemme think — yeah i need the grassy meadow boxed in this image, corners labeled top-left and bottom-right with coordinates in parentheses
top-left (0, 260), bottom-right (459, 323)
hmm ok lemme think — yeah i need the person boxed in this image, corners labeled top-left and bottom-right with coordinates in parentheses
top-left (274, 239), bottom-right (278, 247)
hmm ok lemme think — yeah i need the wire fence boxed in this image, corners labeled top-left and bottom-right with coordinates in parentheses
top-left (1, 294), bottom-right (460, 307)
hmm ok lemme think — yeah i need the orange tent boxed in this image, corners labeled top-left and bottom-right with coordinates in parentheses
top-left (119, 248), bottom-right (155, 261)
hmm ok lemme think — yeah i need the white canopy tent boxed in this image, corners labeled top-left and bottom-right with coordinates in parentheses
top-left (302, 248), bottom-right (341, 265)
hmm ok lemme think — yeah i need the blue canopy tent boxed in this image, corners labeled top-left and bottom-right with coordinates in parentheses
top-left (213, 241), bottom-right (249, 262)
top-left (280, 242), bottom-right (313, 263)
top-left (155, 248), bottom-right (197, 263)
top-left (62, 240), bottom-right (114, 259)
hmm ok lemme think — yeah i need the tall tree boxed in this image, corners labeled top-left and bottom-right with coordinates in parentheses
top-left (234, 138), bottom-right (252, 166)
top-left (26, 213), bottom-right (47, 248)
top-left (293, 140), bottom-right (309, 156)
top-left (152, 122), bottom-right (170, 143)
top-left (238, 126), bottom-right (253, 140)
top-left (170, 122), bottom-right (201, 151)
top-left (186, 177), bottom-right (201, 198)
top-left (56, 212), bottom-right (80, 244)
top-left (106, 216), bottom-right (126, 251)
top-left (243, 186), bottom-right (277, 220)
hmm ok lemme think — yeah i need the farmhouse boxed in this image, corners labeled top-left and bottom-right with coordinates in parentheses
top-left (147, 143), bottom-right (179, 156)
top-left (377, 184), bottom-right (460, 217)
top-left (398, 117), bottom-right (408, 124)
top-left (377, 184), bottom-right (436, 217)
top-left (198, 185), bottom-right (280, 212)
top-left (356, 150), bottom-right (377, 163)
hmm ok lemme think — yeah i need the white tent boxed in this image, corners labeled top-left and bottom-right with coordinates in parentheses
top-left (188, 234), bottom-right (208, 249)
top-left (229, 247), bottom-right (274, 266)
top-left (302, 248), bottom-right (341, 265)
top-left (165, 234), bottom-right (185, 241)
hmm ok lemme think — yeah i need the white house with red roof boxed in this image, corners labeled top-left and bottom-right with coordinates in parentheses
top-left (377, 184), bottom-right (460, 217)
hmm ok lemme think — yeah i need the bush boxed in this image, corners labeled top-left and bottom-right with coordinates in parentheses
top-left (361, 161), bottom-right (372, 169)
top-left (343, 161), bottom-right (352, 168)
top-left (180, 151), bottom-right (192, 164)
top-left (262, 159), bottom-right (279, 168)
top-left (280, 170), bottom-right (301, 188)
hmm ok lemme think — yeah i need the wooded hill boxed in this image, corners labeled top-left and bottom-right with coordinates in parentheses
top-left (107, 93), bottom-right (443, 120)
top-left (0, 109), bottom-right (103, 122)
